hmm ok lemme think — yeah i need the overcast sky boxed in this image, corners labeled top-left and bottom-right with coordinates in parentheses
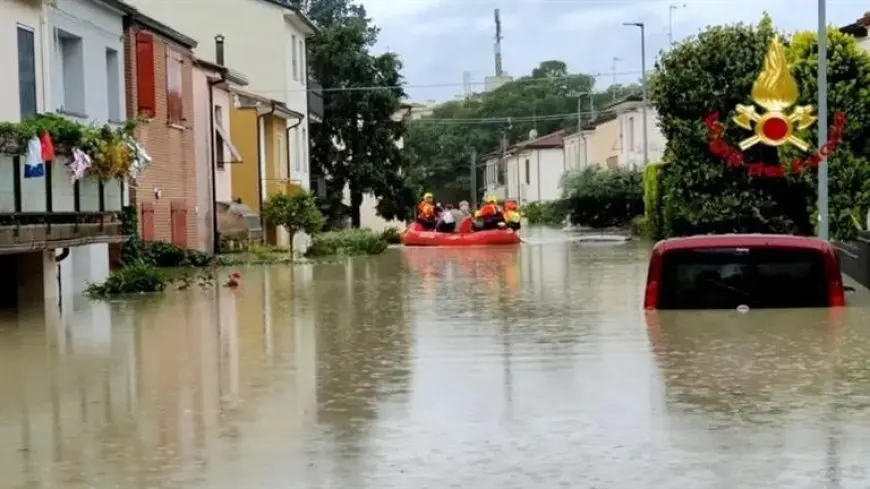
top-left (360, 0), bottom-right (864, 102)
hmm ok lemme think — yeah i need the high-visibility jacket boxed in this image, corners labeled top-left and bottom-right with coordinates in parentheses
top-left (475, 203), bottom-right (499, 218)
top-left (417, 201), bottom-right (435, 218)
top-left (505, 210), bottom-right (521, 223)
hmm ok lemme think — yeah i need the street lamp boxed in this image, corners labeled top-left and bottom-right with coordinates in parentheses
top-left (624, 22), bottom-right (649, 167)
top-left (818, 0), bottom-right (829, 239)
top-left (668, 3), bottom-right (686, 45)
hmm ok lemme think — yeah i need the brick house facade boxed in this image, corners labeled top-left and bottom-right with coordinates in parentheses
top-left (122, 14), bottom-right (201, 249)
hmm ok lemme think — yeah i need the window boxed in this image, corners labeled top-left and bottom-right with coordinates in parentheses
top-left (213, 105), bottom-right (241, 167)
top-left (524, 159), bottom-right (530, 184)
top-left (214, 105), bottom-right (225, 168)
top-left (17, 25), bottom-right (37, 119)
top-left (658, 248), bottom-right (829, 309)
top-left (276, 133), bottom-right (285, 177)
top-left (628, 116), bottom-right (635, 151)
top-left (166, 50), bottom-right (183, 123)
top-left (135, 31), bottom-right (156, 117)
top-left (296, 128), bottom-right (302, 173)
top-left (105, 48), bottom-right (120, 121)
top-left (57, 30), bottom-right (85, 115)
top-left (299, 39), bottom-right (305, 81)
top-left (301, 127), bottom-right (307, 173)
top-left (291, 34), bottom-right (297, 80)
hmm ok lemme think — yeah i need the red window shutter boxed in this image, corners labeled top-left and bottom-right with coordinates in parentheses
top-left (135, 31), bottom-right (156, 117)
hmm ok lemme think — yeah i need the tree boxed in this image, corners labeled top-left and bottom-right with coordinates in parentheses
top-left (403, 61), bottom-right (642, 203)
top-left (301, 0), bottom-right (415, 227)
top-left (649, 16), bottom-right (870, 239)
top-left (262, 191), bottom-right (325, 254)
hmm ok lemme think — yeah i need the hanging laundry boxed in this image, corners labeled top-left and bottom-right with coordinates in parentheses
top-left (24, 136), bottom-right (44, 178)
top-left (67, 147), bottom-right (92, 181)
top-left (125, 137), bottom-right (151, 179)
top-left (40, 131), bottom-right (55, 161)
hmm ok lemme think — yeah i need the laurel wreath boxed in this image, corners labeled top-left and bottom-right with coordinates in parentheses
top-left (704, 112), bottom-right (847, 177)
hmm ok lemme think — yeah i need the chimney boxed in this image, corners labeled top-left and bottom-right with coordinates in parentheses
top-left (215, 34), bottom-right (225, 66)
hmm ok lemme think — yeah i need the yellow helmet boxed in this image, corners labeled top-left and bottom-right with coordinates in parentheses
top-left (423, 192), bottom-right (433, 200)
top-left (485, 195), bottom-right (497, 203)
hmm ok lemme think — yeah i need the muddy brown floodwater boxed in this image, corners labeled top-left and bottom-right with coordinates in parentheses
top-left (2, 227), bottom-right (870, 488)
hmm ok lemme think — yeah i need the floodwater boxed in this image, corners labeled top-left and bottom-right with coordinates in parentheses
top-left (2, 227), bottom-right (870, 488)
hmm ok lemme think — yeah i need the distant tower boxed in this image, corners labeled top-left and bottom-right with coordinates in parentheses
top-left (462, 71), bottom-right (472, 97)
top-left (494, 9), bottom-right (503, 77)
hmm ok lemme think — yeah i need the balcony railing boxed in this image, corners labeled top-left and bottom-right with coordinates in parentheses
top-left (308, 78), bottom-right (323, 121)
top-left (0, 155), bottom-right (124, 253)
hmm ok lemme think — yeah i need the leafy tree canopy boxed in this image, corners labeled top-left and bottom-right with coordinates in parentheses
top-left (403, 60), bottom-right (640, 203)
top-left (294, 0), bottom-right (415, 226)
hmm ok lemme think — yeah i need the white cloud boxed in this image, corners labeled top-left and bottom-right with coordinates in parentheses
top-left (361, 0), bottom-right (443, 24)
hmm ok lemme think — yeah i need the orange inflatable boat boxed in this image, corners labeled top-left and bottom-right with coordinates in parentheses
top-left (401, 218), bottom-right (521, 247)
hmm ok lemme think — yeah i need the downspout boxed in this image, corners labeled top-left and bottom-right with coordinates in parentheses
top-left (536, 150), bottom-right (542, 202)
top-left (285, 117), bottom-right (303, 184)
top-left (208, 35), bottom-right (228, 254)
top-left (257, 102), bottom-right (278, 212)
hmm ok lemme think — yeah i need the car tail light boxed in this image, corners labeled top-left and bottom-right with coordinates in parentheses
top-left (643, 250), bottom-right (662, 309)
top-left (824, 249), bottom-right (845, 306)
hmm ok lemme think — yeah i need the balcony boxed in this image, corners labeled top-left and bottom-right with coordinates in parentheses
top-left (0, 155), bottom-right (123, 254)
top-left (308, 78), bottom-right (323, 122)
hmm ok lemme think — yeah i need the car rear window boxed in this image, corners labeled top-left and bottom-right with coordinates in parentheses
top-left (657, 247), bottom-right (829, 309)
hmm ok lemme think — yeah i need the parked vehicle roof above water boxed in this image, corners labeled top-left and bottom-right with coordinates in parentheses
top-left (652, 234), bottom-right (835, 253)
top-left (645, 234), bottom-right (845, 310)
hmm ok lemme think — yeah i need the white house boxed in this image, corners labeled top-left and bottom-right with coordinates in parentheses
top-left (484, 130), bottom-right (566, 203)
top-left (125, 0), bottom-right (317, 190)
top-left (563, 94), bottom-right (666, 170)
top-left (48, 0), bottom-right (127, 296)
top-left (0, 0), bottom-right (133, 311)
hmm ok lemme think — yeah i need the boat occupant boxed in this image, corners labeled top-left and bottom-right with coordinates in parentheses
top-left (416, 192), bottom-right (437, 229)
top-left (436, 204), bottom-right (456, 232)
top-left (474, 195), bottom-right (505, 230)
top-left (504, 200), bottom-right (521, 230)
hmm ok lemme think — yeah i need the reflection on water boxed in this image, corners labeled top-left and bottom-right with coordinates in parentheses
top-left (1, 228), bottom-right (870, 487)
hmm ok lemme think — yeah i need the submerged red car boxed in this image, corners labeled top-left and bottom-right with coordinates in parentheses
top-left (644, 234), bottom-right (846, 310)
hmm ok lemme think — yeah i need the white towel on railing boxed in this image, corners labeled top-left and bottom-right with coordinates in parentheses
top-left (24, 136), bottom-right (44, 178)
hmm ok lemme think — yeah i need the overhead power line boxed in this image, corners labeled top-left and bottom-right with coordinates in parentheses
top-left (317, 108), bottom-right (622, 124)
top-left (248, 70), bottom-right (645, 94)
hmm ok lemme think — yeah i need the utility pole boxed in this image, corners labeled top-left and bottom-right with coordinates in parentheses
top-left (494, 9), bottom-right (503, 77)
top-left (817, 0), bottom-right (829, 240)
top-left (470, 148), bottom-right (478, 208)
top-left (668, 3), bottom-right (686, 45)
top-left (611, 57), bottom-right (621, 100)
top-left (625, 22), bottom-right (649, 167)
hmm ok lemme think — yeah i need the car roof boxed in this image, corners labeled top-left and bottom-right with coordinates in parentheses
top-left (652, 234), bottom-right (834, 253)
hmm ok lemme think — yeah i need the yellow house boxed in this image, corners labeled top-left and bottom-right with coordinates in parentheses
top-left (229, 88), bottom-right (305, 246)
top-left (585, 113), bottom-right (620, 168)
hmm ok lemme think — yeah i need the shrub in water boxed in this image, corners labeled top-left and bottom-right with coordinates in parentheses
top-left (86, 262), bottom-right (170, 297)
top-left (381, 227), bottom-right (402, 244)
top-left (144, 241), bottom-right (215, 267)
top-left (305, 229), bottom-right (388, 257)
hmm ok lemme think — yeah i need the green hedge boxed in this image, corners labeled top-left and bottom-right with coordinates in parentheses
top-left (561, 167), bottom-right (644, 228)
top-left (640, 162), bottom-right (666, 239)
top-left (520, 201), bottom-right (567, 225)
top-left (305, 229), bottom-right (388, 257)
top-left (650, 17), bottom-right (870, 240)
